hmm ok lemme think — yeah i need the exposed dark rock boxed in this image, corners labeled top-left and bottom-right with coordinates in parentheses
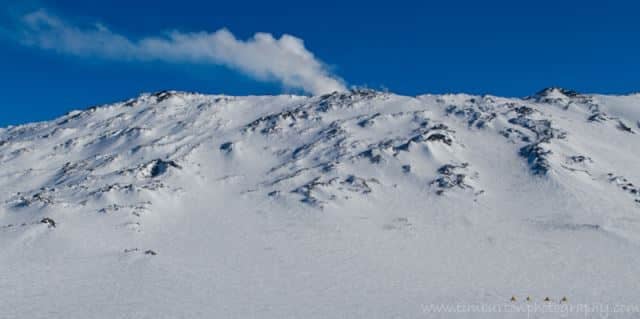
top-left (267, 190), bottom-right (280, 197)
top-left (220, 142), bottom-right (233, 153)
top-left (438, 163), bottom-right (469, 175)
top-left (144, 250), bottom-right (157, 256)
top-left (358, 149), bottom-right (383, 164)
top-left (431, 163), bottom-right (477, 195)
top-left (508, 117), bottom-right (565, 141)
top-left (145, 159), bottom-right (181, 178)
top-left (90, 183), bottom-right (135, 197)
top-left (98, 204), bottom-right (126, 214)
top-left (288, 123), bottom-right (346, 160)
top-left (608, 173), bottom-right (640, 204)
top-left (291, 177), bottom-right (336, 207)
top-left (321, 162), bottom-right (336, 173)
top-left (529, 87), bottom-right (581, 103)
top-left (514, 106), bottom-right (535, 116)
top-left (245, 107), bottom-right (310, 134)
top-left (392, 141), bottom-right (412, 153)
top-left (519, 143), bottom-right (552, 176)
top-left (568, 155), bottom-right (592, 164)
top-left (340, 175), bottom-right (374, 194)
top-left (56, 107), bottom-right (98, 125)
top-left (499, 128), bottom-right (531, 143)
top-left (152, 90), bottom-right (175, 102)
top-left (140, 182), bottom-right (168, 191)
top-left (13, 191), bottom-right (56, 208)
top-left (432, 174), bottom-right (467, 190)
top-left (588, 113), bottom-right (608, 122)
top-left (617, 121), bottom-right (635, 134)
top-left (315, 89), bottom-right (383, 113)
top-left (425, 133), bottom-right (452, 145)
top-left (290, 175), bottom-right (377, 206)
top-left (446, 105), bottom-right (496, 128)
top-left (430, 123), bottom-right (450, 131)
top-left (358, 113), bottom-right (381, 128)
top-left (40, 217), bottom-right (56, 228)
top-left (561, 155), bottom-right (593, 175)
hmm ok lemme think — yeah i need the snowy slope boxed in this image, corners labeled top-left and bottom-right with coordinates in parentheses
top-left (1, 88), bottom-right (640, 318)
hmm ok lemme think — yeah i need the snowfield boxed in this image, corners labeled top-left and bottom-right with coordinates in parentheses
top-left (1, 88), bottom-right (639, 318)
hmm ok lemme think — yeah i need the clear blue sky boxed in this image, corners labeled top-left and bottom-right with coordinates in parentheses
top-left (1, 0), bottom-right (639, 126)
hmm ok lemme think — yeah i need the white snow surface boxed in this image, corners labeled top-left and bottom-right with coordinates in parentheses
top-left (1, 88), bottom-right (640, 318)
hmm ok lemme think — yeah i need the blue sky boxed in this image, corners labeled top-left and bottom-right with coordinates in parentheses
top-left (1, 0), bottom-right (639, 126)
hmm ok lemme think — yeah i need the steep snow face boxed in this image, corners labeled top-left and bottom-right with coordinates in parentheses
top-left (1, 89), bottom-right (640, 318)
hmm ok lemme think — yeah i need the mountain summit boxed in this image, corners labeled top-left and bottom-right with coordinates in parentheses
top-left (2, 89), bottom-right (640, 318)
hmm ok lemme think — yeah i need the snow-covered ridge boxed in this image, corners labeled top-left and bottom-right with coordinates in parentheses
top-left (4, 88), bottom-right (637, 209)
top-left (1, 88), bottom-right (640, 318)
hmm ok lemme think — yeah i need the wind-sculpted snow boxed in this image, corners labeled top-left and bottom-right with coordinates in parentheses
top-left (1, 87), bottom-right (639, 237)
top-left (1, 88), bottom-right (640, 318)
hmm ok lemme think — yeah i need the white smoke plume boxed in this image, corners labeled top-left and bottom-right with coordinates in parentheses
top-left (17, 10), bottom-right (347, 95)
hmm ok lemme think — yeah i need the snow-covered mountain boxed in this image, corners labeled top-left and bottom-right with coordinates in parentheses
top-left (1, 88), bottom-right (640, 318)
